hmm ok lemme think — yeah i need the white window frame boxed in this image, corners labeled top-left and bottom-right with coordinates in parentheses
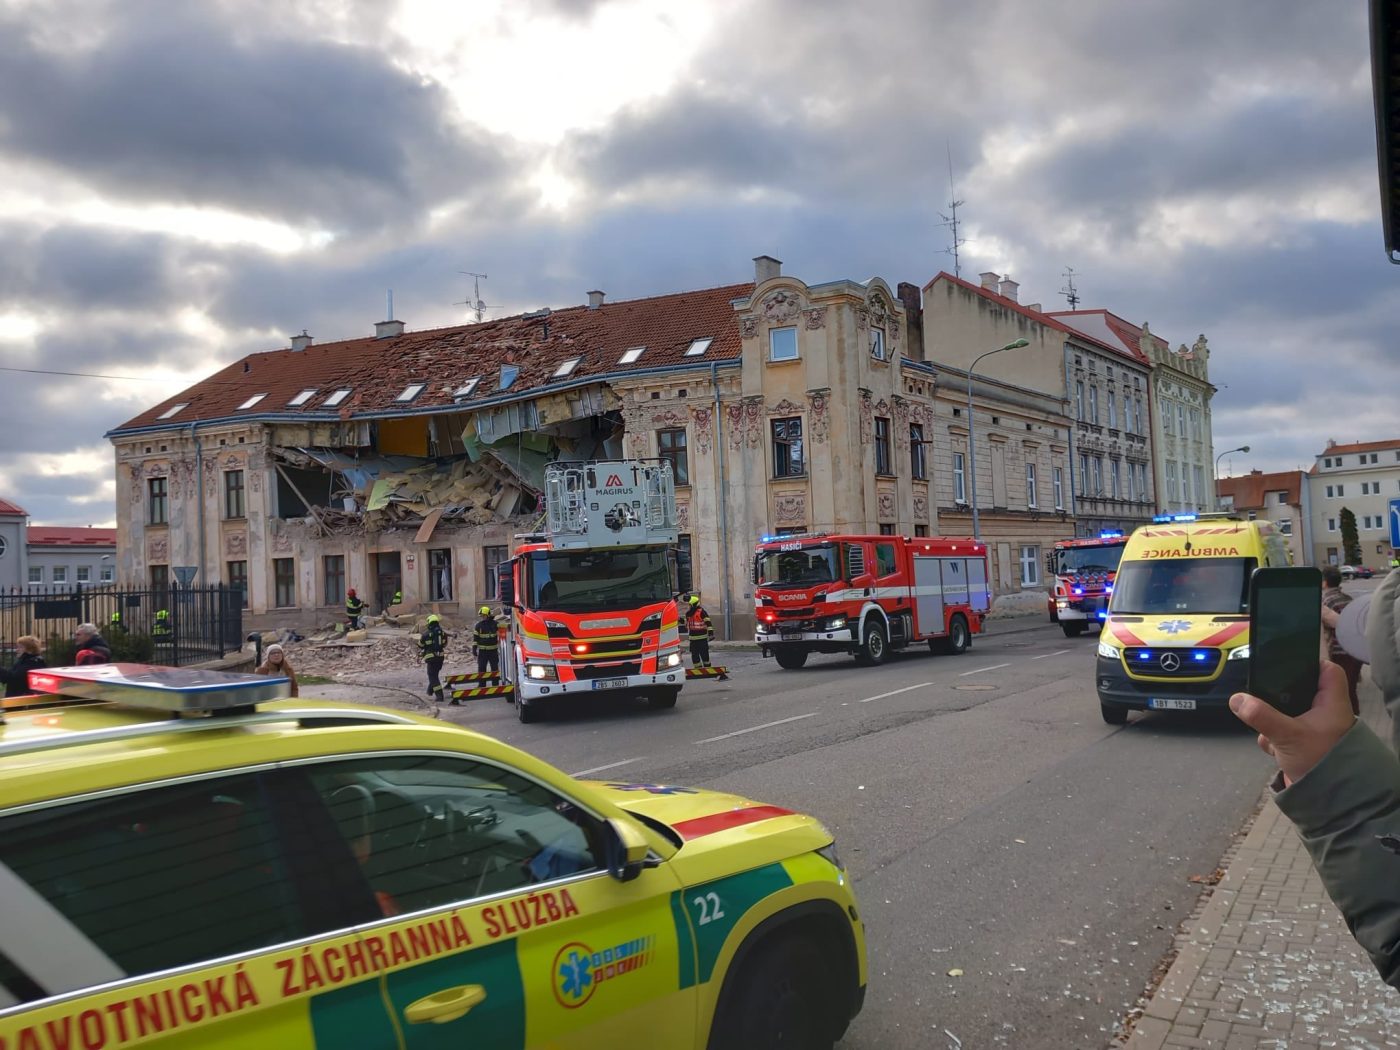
top-left (52, 566), bottom-right (67, 584)
top-left (1110, 459), bottom-right (1121, 499)
top-left (76, 566), bottom-right (91, 583)
top-left (156, 403), bottom-right (188, 420)
top-left (28, 566), bottom-right (42, 584)
top-left (1328, 517), bottom-right (1337, 532)
top-left (1089, 386), bottom-right (1099, 425)
top-left (453, 378), bottom-right (480, 399)
top-left (395, 383), bottom-right (426, 402)
top-left (1161, 399), bottom-right (1173, 434)
top-left (100, 565), bottom-right (114, 583)
top-left (1177, 404), bottom-right (1186, 436)
top-left (870, 328), bottom-right (886, 362)
top-left (1019, 545), bottom-right (1040, 587)
top-left (619, 347), bottom-right (645, 365)
top-left (237, 394), bottom-right (267, 410)
top-left (324, 388), bottom-right (352, 406)
top-left (551, 358), bottom-right (582, 379)
top-left (1075, 381), bottom-right (1085, 421)
top-left (769, 327), bottom-right (798, 362)
top-left (685, 337), bottom-right (713, 357)
top-left (1108, 393), bottom-right (1117, 429)
top-left (1053, 466), bottom-right (1064, 510)
top-left (1092, 456), bottom-right (1104, 495)
top-left (953, 453), bottom-right (966, 503)
top-left (1166, 460), bottom-right (1178, 502)
top-left (288, 389), bottom-right (317, 406)
top-left (1026, 462), bottom-right (1038, 508)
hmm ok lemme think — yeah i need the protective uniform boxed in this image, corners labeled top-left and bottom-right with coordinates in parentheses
top-left (687, 596), bottom-right (713, 668)
top-left (108, 610), bottom-right (125, 634)
top-left (152, 609), bottom-right (172, 640)
top-left (418, 615), bottom-right (447, 703)
top-left (473, 605), bottom-right (500, 675)
top-left (345, 589), bottom-right (365, 629)
top-left (391, 590), bottom-right (403, 607)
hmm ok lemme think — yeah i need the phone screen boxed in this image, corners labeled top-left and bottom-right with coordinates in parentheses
top-left (1247, 567), bottom-right (1322, 717)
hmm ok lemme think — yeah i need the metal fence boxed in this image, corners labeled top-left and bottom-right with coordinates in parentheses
top-left (1, 584), bottom-right (244, 668)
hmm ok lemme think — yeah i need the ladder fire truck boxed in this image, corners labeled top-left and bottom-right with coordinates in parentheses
top-left (492, 461), bottom-right (689, 722)
top-left (754, 533), bottom-right (991, 669)
top-left (1044, 532), bottom-right (1129, 637)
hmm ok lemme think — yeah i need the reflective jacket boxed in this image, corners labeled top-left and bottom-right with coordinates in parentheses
top-left (346, 595), bottom-right (365, 617)
top-left (688, 605), bottom-right (714, 641)
top-left (418, 626), bottom-right (446, 660)
top-left (152, 610), bottom-right (172, 637)
top-left (473, 617), bottom-right (499, 651)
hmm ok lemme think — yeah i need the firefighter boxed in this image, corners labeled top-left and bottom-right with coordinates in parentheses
top-left (152, 608), bottom-right (172, 642)
top-left (687, 594), bottom-right (713, 668)
top-left (345, 588), bottom-right (365, 630)
top-left (390, 589), bottom-right (403, 608)
top-left (473, 605), bottom-right (500, 675)
top-left (108, 609), bottom-right (126, 635)
top-left (418, 614), bottom-right (447, 704)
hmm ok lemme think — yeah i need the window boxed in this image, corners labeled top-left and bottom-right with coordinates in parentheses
top-left (769, 326), bottom-right (798, 362)
top-left (453, 378), bottom-right (480, 399)
top-left (1137, 463), bottom-right (1148, 500)
top-left (1134, 398), bottom-right (1143, 433)
top-left (227, 560), bottom-right (248, 606)
top-left (1110, 459), bottom-right (1121, 499)
top-left (657, 428), bottom-right (689, 486)
top-left (149, 565), bottom-right (169, 603)
top-left (288, 389), bottom-right (317, 406)
top-left (322, 555), bottom-right (344, 607)
top-left (223, 469), bottom-right (245, 519)
top-left (1166, 460), bottom-right (1178, 502)
top-left (1108, 393), bottom-right (1117, 429)
top-left (484, 545), bottom-right (508, 599)
top-left (395, 383), bottom-right (426, 402)
top-left (1326, 485), bottom-right (1335, 498)
top-left (1193, 466), bottom-right (1206, 507)
top-left (953, 452), bottom-right (966, 502)
top-left (100, 565), bottom-right (114, 583)
top-left (274, 558), bottom-right (296, 608)
top-left (914, 524), bottom-right (929, 537)
top-left (870, 327), bottom-right (886, 361)
top-left (147, 476), bottom-right (168, 525)
top-left (1089, 386), bottom-right (1099, 424)
top-left (1161, 399), bottom-right (1173, 434)
top-left (1189, 408), bottom-right (1201, 440)
top-left (76, 566), bottom-right (90, 584)
top-left (772, 417), bottom-right (805, 477)
top-left (1279, 520), bottom-right (1293, 535)
top-left (875, 542), bottom-right (898, 576)
top-left (1367, 453), bottom-right (1379, 464)
top-left (910, 423), bottom-right (927, 480)
top-left (1079, 453), bottom-right (1090, 494)
top-left (1277, 492), bottom-right (1288, 505)
top-left (1337, 484), bottom-right (1345, 497)
top-left (324, 388), bottom-right (352, 406)
top-left (237, 393), bottom-right (267, 410)
top-left (619, 346), bottom-right (645, 365)
top-left (1327, 547), bottom-right (1339, 563)
top-left (874, 417), bottom-right (892, 475)
top-left (1026, 462), bottom-right (1038, 507)
top-left (1075, 381), bottom-right (1085, 420)
top-left (52, 566), bottom-right (67, 584)
top-left (685, 337), bottom-right (712, 357)
top-left (1328, 517), bottom-right (1338, 532)
top-left (677, 533), bottom-right (694, 590)
top-left (878, 523), bottom-right (896, 536)
top-left (1176, 403), bottom-right (1186, 436)
top-left (428, 548), bottom-right (453, 601)
top-left (1092, 456), bottom-right (1104, 495)
top-left (1020, 545), bottom-right (1040, 586)
top-left (156, 402), bottom-right (187, 420)
top-left (1053, 466), bottom-right (1065, 509)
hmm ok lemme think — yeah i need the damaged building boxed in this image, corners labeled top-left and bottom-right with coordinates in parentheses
top-left (109, 255), bottom-right (1079, 637)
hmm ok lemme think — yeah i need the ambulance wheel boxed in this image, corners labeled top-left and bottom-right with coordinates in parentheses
top-left (774, 648), bottom-right (809, 670)
top-left (708, 934), bottom-right (836, 1050)
top-left (854, 621), bottom-right (887, 666)
top-left (646, 687), bottom-right (679, 710)
top-left (1062, 622), bottom-right (1086, 638)
top-left (516, 695), bottom-right (538, 723)
top-left (1100, 702), bottom-right (1128, 725)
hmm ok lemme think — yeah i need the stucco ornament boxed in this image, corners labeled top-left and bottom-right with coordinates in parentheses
top-left (1192, 334), bottom-right (1209, 361)
top-left (804, 307), bottom-right (827, 330)
top-left (726, 403), bottom-right (746, 451)
top-left (761, 291), bottom-right (800, 325)
top-left (272, 531), bottom-right (292, 553)
top-left (691, 406), bottom-right (713, 454)
top-left (914, 495), bottom-right (929, 521)
top-left (877, 491), bottom-right (895, 521)
top-left (147, 537), bottom-right (168, 561)
top-left (774, 491), bottom-right (806, 525)
top-left (767, 398), bottom-right (805, 417)
top-left (740, 317), bottom-right (757, 340)
top-left (859, 390), bottom-right (873, 444)
top-left (676, 501), bottom-right (690, 529)
top-left (807, 390), bottom-right (831, 445)
top-left (225, 532), bottom-right (247, 556)
top-left (742, 399), bottom-right (763, 449)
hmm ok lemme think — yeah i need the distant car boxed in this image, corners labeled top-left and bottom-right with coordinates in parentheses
top-left (1339, 565), bottom-right (1359, 580)
top-left (1355, 566), bottom-right (1376, 579)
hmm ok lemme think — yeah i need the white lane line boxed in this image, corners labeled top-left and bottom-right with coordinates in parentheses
top-left (697, 712), bottom-right (816, 744)
top-left (958, 662), bottom-right (1011, 676)
top-left (1031, 649), bottom-right (1073, 660)
top-left (571, 757), bottom-right (645, 777)
top-left (859, 682), bottom-right (934, 704)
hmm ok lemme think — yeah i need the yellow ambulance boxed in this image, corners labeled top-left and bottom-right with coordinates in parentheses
top-left (1095, 513), bottom-right (1292, 724)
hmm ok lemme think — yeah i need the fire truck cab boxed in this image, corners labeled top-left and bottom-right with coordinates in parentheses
top-left (495, 461), bottom-right (688, 722)
top-left (1045, 534), bottom-right (1128, 638)
top-left (754, 533), bottom-right (990, 669)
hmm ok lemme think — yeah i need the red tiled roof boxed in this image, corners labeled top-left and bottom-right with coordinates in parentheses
top-left (0, 499), bottom-right (27, 517)
top-left (1048, 309), bottom-right (1164, 365)
top-left (27, 526), bottom-right (118, 547)
top-left (923, 273), bottom-right (1143, 364)
top-left (1319, 438), bottom-right (1400, 456)
top-left (1216, 470), bottom-right (1303, 509)
top-left (113, 283), bottom-right (752, 433)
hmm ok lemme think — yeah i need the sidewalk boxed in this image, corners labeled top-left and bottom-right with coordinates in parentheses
top-left (1125, 685), bottom-right (1400, 1049)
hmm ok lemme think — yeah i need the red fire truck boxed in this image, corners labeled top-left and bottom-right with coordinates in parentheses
top-left (1044, 533), bottom-right (1128, 637)
top-left (495, 461), bottom-right (688, 722)
top-left (753, 533), bottom-right (991, 669)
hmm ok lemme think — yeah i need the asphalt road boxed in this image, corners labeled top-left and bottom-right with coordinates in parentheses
top-left (320, 618), bottom-right (1275, 1049)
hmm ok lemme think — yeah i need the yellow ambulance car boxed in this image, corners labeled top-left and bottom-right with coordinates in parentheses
top-left (0, 665), bottom-right (865, 1050)
top-left (1095, 513), bottom-right (1292, 724)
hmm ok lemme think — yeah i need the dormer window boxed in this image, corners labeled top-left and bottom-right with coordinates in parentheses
top-left (156, 403), bottom-right (188, 420)
top-left (685, 337), bottom-right (713, 357)
top-left (454, 377), bottom-right (481, 399)
top-left (553, 357), bottom-right (582, 378)
top-left (619, 347), bottom-right (645, 365)
top-left (237, 394), bottom-right (267, 410)
top-left (395, 383), bottom-right (425, 403)
top-left (324, 388), bottom-right (352, 407)
top-left (288, 389), bottom-right (317, 406)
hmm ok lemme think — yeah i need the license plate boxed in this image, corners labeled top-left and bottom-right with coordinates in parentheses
top-left (591, 678), bottom-right (629, 690)
top-left (780, 626), bottom-right (802, 636)
top-left (1148, 698), bottom-right (1197, 711)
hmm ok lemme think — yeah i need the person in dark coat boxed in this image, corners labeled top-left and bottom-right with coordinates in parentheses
top-left (418, 615), bottom-right (447, 703)
top-left (3, 635), bottom-right (46, 697)
top-left (73, 624), bottom-right (111, 665)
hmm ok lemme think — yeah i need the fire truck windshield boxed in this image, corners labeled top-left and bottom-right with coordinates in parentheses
top-left (1054, 544), bottom-right (1126, 574)
top-left (1111, 558), bottom-right (1256, 615)
top-left (757, 544), bottom-right (839, 588)
top-left (527, 549), bottom-right (672, 612)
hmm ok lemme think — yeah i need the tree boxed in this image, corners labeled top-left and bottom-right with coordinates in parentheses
top-left (1340, 507), bottom-right (1363, 565)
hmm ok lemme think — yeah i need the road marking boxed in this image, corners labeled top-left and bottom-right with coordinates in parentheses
top-left (958, 662), bottom-right (1011, 676)
top-left (1031, 649), bottom-right (1073, 660)
top-left (571, 757), bottom-right (644, 777)
top-left (697, 712), bottom-right (816, 744)
top-left (859, 682), bottom-right (934, 704)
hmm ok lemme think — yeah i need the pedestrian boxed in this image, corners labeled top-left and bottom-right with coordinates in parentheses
top-left (2, 636), bottom-right (46, 698)
top-left (473, 605), bottom-right (500, 675)
top-left (687, 595), bottom-right (713, 668)
top-left (152, 608), bottom-right (172, 642)
top-left (254, 643), bottom-right (299, 697)
top-left (419, 614), bottom-right (447, 704)
top-left (1321, 566), bottom-right (1362, 714)
top-left (108, 609), bottom-right (125, 635)
top-left (345, 588), bottom-right (365, 630)
top-left (1230, 566), bottom-right (1400, 990)
top-left (73, 623), bottom-right (111, 665)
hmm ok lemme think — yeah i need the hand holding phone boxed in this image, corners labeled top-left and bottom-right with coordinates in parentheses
top-left (1247, 567), bottom-right (1323, 717)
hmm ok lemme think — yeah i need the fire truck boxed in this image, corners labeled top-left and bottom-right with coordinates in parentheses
top-left (494, 461), bottom-right (688, 722)
top-left (753, 533), bottom-right (991, 669)
top-left (1044, 533), bottom-right (1128, 637)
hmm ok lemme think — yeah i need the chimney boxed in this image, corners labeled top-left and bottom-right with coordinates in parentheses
top-left (979, 271), bottom-right (999, 291)
top-left (754, 255), bottom-right (782, 284)
top-left (1025, 302), bottom-right (1042, 313)
top-left (998, 276), bottom-right (1019, 302)
top-left (897, 281), bottom-right (925, 362)
top-left (587, 290), bottom-right (605, 309)
top-left (375, 319), bottom-right (405, 339)
top-left (290, 329), bottom-right (313, 351)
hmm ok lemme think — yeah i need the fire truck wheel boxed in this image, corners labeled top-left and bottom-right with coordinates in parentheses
top-left (1062, 622), bottom-right (1087, 638)
top-left (516, 695), bottom-right (539, 723)
top-left (945, 614), bottom-right (971, 654)
top-left (854, 621), bottom-right (888, 666)
top-left (646, 687), bottom-right (680, 710)
top-left (774, 648), bottom-right (808, 670)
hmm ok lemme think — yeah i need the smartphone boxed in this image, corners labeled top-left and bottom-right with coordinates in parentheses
top-left (1247, 566), bottom-right (1323, 717)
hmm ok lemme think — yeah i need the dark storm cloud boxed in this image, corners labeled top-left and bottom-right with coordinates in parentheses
top-left (0, 223), bottom-right (192, 314)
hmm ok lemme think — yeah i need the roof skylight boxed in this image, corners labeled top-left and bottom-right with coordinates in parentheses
top-left (553, 357), bottom-right (582, 378)
top-left (156, 403), bottom-right (188, 420)
top-left (454, 378), bottom-right (481, 398)
top-left (323, 388), bottom-right (352, 407)
top-left (288, 389), bottom-right (317, 406)
top-left (237, 394), bottom-right (267, 410)
top-left (395, 383), bottom-right (426, 403)
top-left (500, 365), bottom-right (519, 391)
top-left (619, 346), bottom-right (645, 365)
top-left (685, 337), bottom-right (713, 357)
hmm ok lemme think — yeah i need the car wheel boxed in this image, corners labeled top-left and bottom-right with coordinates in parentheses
top-left (774, 648), bottom-right (809, 670)
top-left (708, 935), bottom-right (837, 1050)
top-left (1100, 702), bottom-right (1128, 725)
top-left (646, 687), bottom-right (679, 710)
top-left (1062, 622), bottom-right (1087, 638)
top-left (854, 621), bottom-right (887, 666)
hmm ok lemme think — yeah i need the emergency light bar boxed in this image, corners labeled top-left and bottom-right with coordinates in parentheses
top-left (1099, 530), bottom-right (1124, 539)
top-left (1152, 513), bottom-right (1200, 524)
top-left (24, 664), bottom-right (291, 714)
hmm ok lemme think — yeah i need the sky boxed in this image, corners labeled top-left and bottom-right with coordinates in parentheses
top-left (0, 0), bottom-right (1395, 525)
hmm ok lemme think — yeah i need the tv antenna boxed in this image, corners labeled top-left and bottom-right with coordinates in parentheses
top-left (458, 271), bottom-right (488, 322)
top-left (938, 144), bottom-right (966, 278)
top-left (1060, 267), bottom-right (1082, 309)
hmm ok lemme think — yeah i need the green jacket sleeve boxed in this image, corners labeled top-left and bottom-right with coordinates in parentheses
top-left (1274, 721), bottom-right (1400, 990)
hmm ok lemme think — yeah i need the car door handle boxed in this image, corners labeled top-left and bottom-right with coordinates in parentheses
top-left (404, 984), bottom-right (487, 1025)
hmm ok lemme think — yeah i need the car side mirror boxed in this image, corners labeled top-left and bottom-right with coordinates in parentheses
top-left (604, 817), bottom-right (652, 883)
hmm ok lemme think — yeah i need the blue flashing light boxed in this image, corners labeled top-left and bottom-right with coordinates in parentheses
top-left (1151, 514), bottom-right (1172, 524)
top-left (1192, 652), bottom-right (1209, 662)
top-left (1137, 652), bottom-right (1151, 660)
top-left (1106, 584), bottom-right (1113, 594)
top-left (1099, 530), bottom-right (1123, 539)
top-left (1073, 587), bottom-right (1084, 595)
top-left (760, 535), bottom-right (775, 543)
top-left (1172, 513), bottom-right (1198, 523)
top-left (1097, 611), bottom-right (1107, 619)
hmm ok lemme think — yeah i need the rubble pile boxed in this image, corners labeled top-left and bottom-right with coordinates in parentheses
top-left (362, 458), bottom-right (524, 530)
top-left (281, 626), bottom-right (476, 677)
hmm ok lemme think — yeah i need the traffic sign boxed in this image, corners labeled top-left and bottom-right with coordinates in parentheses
top-left (1390, 498), bottom-right (1400, 550)
top-left (172, 566), bottom-right (199, 587)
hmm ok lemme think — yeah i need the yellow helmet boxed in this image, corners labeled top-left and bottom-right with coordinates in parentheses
top-left (427, 614), bottom-right (441, 624)
top-left (479, 605), bottom-right (491, 616)
top-left (688, 594), bottom-right (700, 606)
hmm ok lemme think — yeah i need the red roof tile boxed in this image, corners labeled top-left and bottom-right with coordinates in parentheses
top-left (113, 283), bottom-right (752, 433)
top-left (1319, 438), bottom-right (1400, 456)
top-left (27, 526), bottom-right (118, 547)
top-left (1047, 309), bottom-right (1162, 366)
top-left (0, 499), bottom-right (28, 517)
top-left (1216, 470), bottom-right (1303, 509)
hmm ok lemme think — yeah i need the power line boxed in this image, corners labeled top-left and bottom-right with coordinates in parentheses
top-left (0, 365), bottom-right (170, 382)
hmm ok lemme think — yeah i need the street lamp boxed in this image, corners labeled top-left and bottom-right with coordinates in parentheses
top-left (967, 338), bottom-right (1031, 541)
top-left (1214, 445), bottom-right (1251, 510)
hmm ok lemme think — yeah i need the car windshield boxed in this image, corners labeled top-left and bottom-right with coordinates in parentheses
top-left (1110, 558), bottom-right (1256, 615)
top-left (1054, 544), bottom-right (1126, 574)
top-left (527, 548), bottom-right (672, 612)
top-left (757, 544), bottom-right (839, 588)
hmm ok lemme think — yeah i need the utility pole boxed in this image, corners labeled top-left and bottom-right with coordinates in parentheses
top-left (939, 144), bottom-right (966, 279)
top-left (1060, 267), bottom-right (1081, 309)
top-left (458, 271), bottom-right (488, 322)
